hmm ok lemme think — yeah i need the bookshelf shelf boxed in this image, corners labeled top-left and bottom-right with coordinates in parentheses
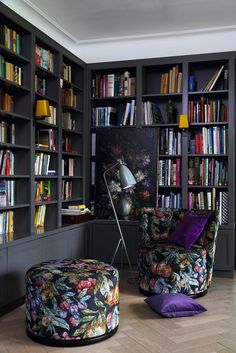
top-left (0, 78), bottom-right (30, 93)
top-left (188, 90), bottom-right (228, 96)
top-left (35, 64), bottom-right (58, 78)
top-left (0, 43), bottom-right (30, 64)
top-left (0, 110), bottom-right (31, 121)
top-left (0, 143), bottom-right (30, 150)
top-left (0, 204), bottom-right (30, 211)
top-left (35, 92), bottom-right (59, 103)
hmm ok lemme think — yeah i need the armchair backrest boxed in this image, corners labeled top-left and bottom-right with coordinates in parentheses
top-left (139, 208), bottom-right (219, 248)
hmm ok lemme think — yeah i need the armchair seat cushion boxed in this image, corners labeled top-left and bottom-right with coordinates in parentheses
top-left (139, 243), bottom-right (208, 296)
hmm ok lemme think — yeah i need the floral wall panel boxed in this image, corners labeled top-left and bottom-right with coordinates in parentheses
top-left (95, 128), bottom-right (158, 219)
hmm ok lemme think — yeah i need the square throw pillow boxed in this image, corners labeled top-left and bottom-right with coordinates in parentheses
top-left (168, 212), bottom-right (210, 249)
top-left (145, 293), bottom-right (207, 318)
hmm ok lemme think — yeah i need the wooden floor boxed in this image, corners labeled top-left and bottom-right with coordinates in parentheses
top-left (0, 273), bottom-right (236, 353)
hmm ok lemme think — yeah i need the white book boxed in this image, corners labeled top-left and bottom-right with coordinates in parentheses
top-left (122, 102), bottom-right (131, 125)
top-left (107, 74), bottom-right (115, 97)
top-left (130, 99), bottom-right (135, 126)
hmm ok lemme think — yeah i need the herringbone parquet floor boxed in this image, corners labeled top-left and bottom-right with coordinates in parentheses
top-left (0, 273), bottom-right (236, 353)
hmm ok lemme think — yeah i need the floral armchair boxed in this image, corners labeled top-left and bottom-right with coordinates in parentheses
top-left (138, 208), bottom-right (219, 297)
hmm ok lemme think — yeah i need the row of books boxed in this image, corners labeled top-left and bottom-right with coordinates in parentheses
top-left (0, 210), bottom-right (14, 240)
top-left (203, 65), bottom-right (225, 92)
top-left (42, 105), bottom-right (57, 125)
top-left (0, 24), bottom-right (22, 54)
top-left (35, 180), bottom-right (51, 203)
top-left (35, 43), bottom-right (54, 72)
top-left (0, 180), bottom-right (15, 207)
top-left (35, 74), bottom-right (46, 95)
top-left (62, 112), bottom-right (75, 131)
top-left (158, 192), bottom-right (181, 209)
top-left (188, 126), bottom-right (228, 155)
top-left (143, 101), bottom-right (165, 125)
top-left (62, 158), bottom-right (74, 176)
top-left (188, 98), bottom-right (228, 123)
top-left (61, 88), bottom-right (77, 109)
top-left (159, 128), bottom-right (182, 155)
top-left (34, 204), bottom-right (46, 228)
top-left (0, 55), bottom-right (23, 85)
top-left (62, 136), bottom-right (77, 154)
top-left (92, 71), bottom-right (136, 98)
top-left (0, 121), bottom-right (15, 144)
top-left (62, 63), bottom-right (72, 82)
top-left (188, 190), bottom-right (228, 224)
top-left (160, 65), bottom-right (182, 94)
top-left (62, 180), bottom-right (72, 200)
top-left (36, 128), bottom-right (56, 151)
top-left (0, 90), bottom-right (14, 112)
top-left (34, 153), bottom-right (51, 176)
top-left (0, 150), bottom-right (14, 175)
top-left (188, 157), bottom-right (228, 186)
top-left (92, 100), bottom-right (136, 127)
top-left (158, 158), bottom-right (181, 186)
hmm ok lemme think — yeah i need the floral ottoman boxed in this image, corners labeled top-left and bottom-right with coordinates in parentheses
top-left (25, 259), bottom-right (119, 346)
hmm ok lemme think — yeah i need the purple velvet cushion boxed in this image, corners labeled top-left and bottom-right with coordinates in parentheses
top-left (168, 212), bottom-right (210, 249)
top-left (145, 293), bottom-right (207, 318)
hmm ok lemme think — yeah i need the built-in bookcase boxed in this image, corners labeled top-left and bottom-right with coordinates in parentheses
top-left (61, 54), bottom-right (84, 215)
top-left (88, 54), bottom-right (235, 276)
top-left (89, 65), bottom-right (137, 211)
top-left (0, 10), bottom-right (31, 240)
top-left (187, 59), bottom-right (229, 225)
top-left (34, 37), bottom-right (59, 231)
top-left (0, 3), bottom-right (86, 242)
top-left (142, 63), bottom-right (183, 209)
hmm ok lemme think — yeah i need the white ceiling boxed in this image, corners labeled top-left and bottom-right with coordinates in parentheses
top-left (15, 0), bottom-right (236, 43)
top-left (3, 0), bottom-right (236, 62)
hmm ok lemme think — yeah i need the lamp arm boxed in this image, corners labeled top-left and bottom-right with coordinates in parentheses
top-left (103, 167), bottom-right (133, 273)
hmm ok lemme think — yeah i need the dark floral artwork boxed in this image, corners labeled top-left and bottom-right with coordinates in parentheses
top-left (94, 128), bottom-right (158, 219)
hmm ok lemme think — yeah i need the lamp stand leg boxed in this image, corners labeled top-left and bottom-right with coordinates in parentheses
top-left (104, 168), bottom-right (133, 274)
top-left (111, 238), bottom-right (122, 266)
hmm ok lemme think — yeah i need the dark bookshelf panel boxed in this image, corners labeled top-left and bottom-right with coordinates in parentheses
top-left (188, 60), bottom-right (228, 93)
top-left (91, 100), bottom-right (136, 127)
top-left (34, 203), bottom-right (58, 231)
top-left (143, 95), bottom-right (182, 125)
top-left (34, 70), bottom-right (59, 101)
top-left (143, 63), bottom-right (183, 95)
top-left (35, 38), bottom-right (59, 75)
top-left (91, 67), bottom-right (136, 98)
top-left (34, 178), bottom-right (58, 204)
top-left (12, 207), bottom-right (30, 239)
top-left (62, 55), bottom-right (84, 89)
top-left (0, 10), bottom-right (31, 59)
top-left (188, 189), bottom-right (228, 225)
top-left (188, 125), bottom-right (228, 155)
top-left (61, 179), bottom-right (83, 202)
top-left (158, 190), bottom-right (182, 208)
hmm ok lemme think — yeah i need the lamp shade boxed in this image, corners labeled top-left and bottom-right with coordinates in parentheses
top-left (36, 100), bottom-right (51, 118)
top-left (119, 165), bottom-right (136, 189)
top-left (179, 114), bottom-right (189, 129)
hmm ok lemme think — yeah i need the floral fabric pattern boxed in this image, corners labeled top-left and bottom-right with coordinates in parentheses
top-left (25, 259), bottom-right (119, 343)
top-left (138, 208), bottom-right (219, 296)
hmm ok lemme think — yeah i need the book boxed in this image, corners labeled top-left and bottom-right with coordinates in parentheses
top-left (204, 65), bottom-right (224, 91)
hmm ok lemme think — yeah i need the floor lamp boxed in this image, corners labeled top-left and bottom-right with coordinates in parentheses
top-left (103, 162), bottom-right (136, 273)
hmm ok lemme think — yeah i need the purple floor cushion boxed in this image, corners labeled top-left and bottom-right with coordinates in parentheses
top-left (145, 293), bottom-right (207, 318)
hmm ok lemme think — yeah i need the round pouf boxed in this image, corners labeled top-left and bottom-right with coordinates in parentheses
top-left (25, 259), bottom-right (119, 346)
